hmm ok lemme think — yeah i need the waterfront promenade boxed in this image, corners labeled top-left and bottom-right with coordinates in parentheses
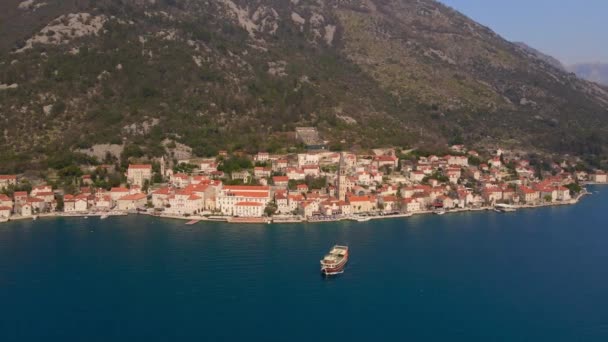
top-left (0, 188), bottom-right (592, 225)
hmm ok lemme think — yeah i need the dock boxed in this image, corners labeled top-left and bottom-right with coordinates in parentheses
top-left (228, 217), bottom-right (268, 224)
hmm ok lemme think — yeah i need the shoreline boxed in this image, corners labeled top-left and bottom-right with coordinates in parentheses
top-left (0, 186), bottom-right (599, 226)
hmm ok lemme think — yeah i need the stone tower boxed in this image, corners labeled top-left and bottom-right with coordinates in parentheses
top-left (159, 156), bottom-right (166, 178)
top-left (337, 152), bottom-right (348, 201)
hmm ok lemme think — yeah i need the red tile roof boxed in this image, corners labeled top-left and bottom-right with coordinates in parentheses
top-left (128, 164), bottom-right (152, 170)
top-left (118, 193), bottom-right (147, 201)
top-left (519, 186), bottom-right (537, 194)
top-left (373, 156), bottom-right (397, 162)
top-left (224, 185), bottom-right (270, 191)
top-left (228, 191), bottom-right (270, 198)
top-left (26, 197), bottom-right (44, 203)
top-left (348, 195), bottom-right (374, 203)
top-left (289, 194), bottom-right (304, 201)
top-left (153, 187), bottom-right (173, 195)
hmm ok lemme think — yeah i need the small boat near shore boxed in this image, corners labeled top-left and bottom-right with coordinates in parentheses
top-left (320, 245), bottom-right (349, 276)
top-left (434, 210), bottom-right (446, 215)
top-left (100, 214), bottom-right (109, 220)
top-left (495, 204), bottom-right (517, 213)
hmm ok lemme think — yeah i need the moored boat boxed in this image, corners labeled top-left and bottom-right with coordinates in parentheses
top-left (320, 245), bottom-right (349, 276)
top-left (495, 204), bottom-right (517, 213)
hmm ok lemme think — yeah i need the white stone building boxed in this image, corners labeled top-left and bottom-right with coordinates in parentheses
top-left (127, 164), bottom-right (152, 187)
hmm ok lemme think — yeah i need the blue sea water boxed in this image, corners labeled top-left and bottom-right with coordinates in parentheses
top-left (1, 186), bottom-right (608, 341)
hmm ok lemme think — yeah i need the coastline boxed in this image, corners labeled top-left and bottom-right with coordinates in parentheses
top-left (0, 186), bottom-right (597, 226)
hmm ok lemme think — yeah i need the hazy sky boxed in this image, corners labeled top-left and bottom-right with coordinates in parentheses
top-left (440, 0), bottom-right (608, 65)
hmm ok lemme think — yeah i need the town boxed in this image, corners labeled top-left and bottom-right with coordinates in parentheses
top-left (0, 142), bottom-right (607, 224)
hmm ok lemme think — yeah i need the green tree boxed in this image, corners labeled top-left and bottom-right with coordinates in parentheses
top-left (56, 195), bottom-right (64, 211)
top-left (288, 180), bottom-right (298, 190)
top-left (142, 179), bottom-right (150, 192)
top-left (565, 183), bottom-right (582, 196)
top-left (305, 176), bottom-right (327, 190)
top-left (174, 163), bottom-right (197, 174)
top-left (264, 202), bottom-right (277, 217)
top-left (218, 156), bottom-right (253, 174)
top-left (153, 172), bottom-right (163, 184)
top-left (468, 156), bottom-right (482, 166)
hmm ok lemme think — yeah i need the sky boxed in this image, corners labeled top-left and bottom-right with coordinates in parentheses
top-left (439, 0), bottom-right (608, 65)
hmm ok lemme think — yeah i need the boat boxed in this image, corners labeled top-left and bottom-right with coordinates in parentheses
top-left (100, 214), bottom-right (109, 220)
top-left (434, 210), bottom-right (446, 215)
top-left (32, 215), bottom-right (38, 220)
top-left (320, 245), bottom-right (349, 276)
top-left (495, 204), bottom-right (517, 213)
top-left (355, 216), bottom-right (371, 222)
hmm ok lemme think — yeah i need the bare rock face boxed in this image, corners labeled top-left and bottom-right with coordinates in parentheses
top-left (0, 0), bottom-right (607, 171)
top-left (16, 13), bottom-right (107, 52)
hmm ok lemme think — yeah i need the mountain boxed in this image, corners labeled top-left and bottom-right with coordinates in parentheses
top-left (1, 0), bottom-right (608, 172)
top-left (568, 63), bottom-right (608, 86)
top-left (513, 42), bottom-right (565, 71)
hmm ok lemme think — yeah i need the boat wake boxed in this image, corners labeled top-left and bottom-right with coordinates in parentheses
top-left (322, 270), bottom-right (344, 277)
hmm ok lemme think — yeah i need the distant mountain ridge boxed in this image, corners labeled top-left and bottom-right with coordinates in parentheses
top-left (1, 0), bottom-right (608, 172)
top-left (568, 63), bottom-right (608, 86)
top-left (512, 42), bottom-right (608, 87)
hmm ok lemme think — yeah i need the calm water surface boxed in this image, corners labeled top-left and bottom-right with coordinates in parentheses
top-left (1, 186), bottom-right (608, 341)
